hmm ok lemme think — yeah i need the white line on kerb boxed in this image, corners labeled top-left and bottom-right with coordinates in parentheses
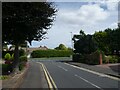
top-left (58, 65), bottom-right (68, 71)
top-left (74, 74), bottom-right (104, 90)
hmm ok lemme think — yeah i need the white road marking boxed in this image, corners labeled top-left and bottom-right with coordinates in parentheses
top-left (74, 74), bottom-right (104, 90)
top-left (58, 66), bottom-right (68, 71)
top-left (64, 63), bottom-right (120, 81)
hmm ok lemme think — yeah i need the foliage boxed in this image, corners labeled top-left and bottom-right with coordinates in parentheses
top-left (2, 64), bottom-right (13, 75)
top-left (4, 53), bottom-right (11, 60)
top-left (2, 2), bottom-right (57, 69)
top-left (72, 53), bottom-right (84, 62)
top-left (104, 55), bottom-right (119, 63)
top-left (2, 2), bottom-right (57, 45)
top-left (73, 28), bottom-right (120, 64)
top-left (0, 75), bottom-right (9, 80)
top-left (2, 50), bottom-right (25, 59)
top-left (93, 28), bottom-right (120, 55)
top-left (19, 49), bottom-right (25, 56)
top-left (19, 63), bottom-right (25, 71)
top-left (19, 56), bottom-right (27, 62)
top-left (19, 56), bottom-right (27, 71)
top-left (55, 44), bottom-right (68, 50)
top-left (73, 50), bottom-right (105, 65)
top-left (31, 50), bottom-right (73, 58)
top-left (11, 53), bottom-right (14, 61)
top-left (73, 30), bottom-right (97, 54)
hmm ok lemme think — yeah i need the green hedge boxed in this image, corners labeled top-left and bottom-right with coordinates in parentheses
top-left (73, 50), bottom-right (105, 65)
top-left (31, 50), bottom-right (73, 58)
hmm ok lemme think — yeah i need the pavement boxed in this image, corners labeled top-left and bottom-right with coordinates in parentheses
top-left (20, 60), bottom-right (48, 88)
top-left (1, 61), bottom-right (48, 89)
top-left (67, 62), bottom-right (120, 78)
top-left (2, 64), bottom-right (29, 89)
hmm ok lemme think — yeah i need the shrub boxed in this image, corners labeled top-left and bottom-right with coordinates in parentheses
top-left (19, 56), bottom-right (27, 71)
top-left (109, 55), bottom-right (118, 63)
top-left (2, 64), bottom-right (13, 75)
top-left (104, 55), bottom-right (119, 63)
top-left (4, 53), bottom-right (11, 60)
top-left (19, 49), bottom-right (25, 56)
top-left (73, 50), bottom-right (105, 65)
top-left (2, 51), bottom-right (14, 58)
top-left (11, 53), bottom-right (14, 61)
top-left (31, 50), bottom-right (73, 58)
top-left (19, 63), bottom-right (25, 71)
top-left (72, 53), bottom-right (85, 62)
top-left (19, 56), bottom-right (27, 62)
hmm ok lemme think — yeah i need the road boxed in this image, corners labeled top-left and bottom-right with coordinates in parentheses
top-left (33, 59), bottom-right (120, 90)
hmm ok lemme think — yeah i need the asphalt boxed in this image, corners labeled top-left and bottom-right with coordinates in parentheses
top-left (20, 61), bottom-right (48, 88)
top-left (39, 60), bottom-right (120, 89)
top-left (67, 62), bottom-right (120, 78)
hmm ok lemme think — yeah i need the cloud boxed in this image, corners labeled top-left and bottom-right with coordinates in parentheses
top-left (96, 0), bottom-right (118, 11)
top-left (58, 3), bottom-right (109, 26)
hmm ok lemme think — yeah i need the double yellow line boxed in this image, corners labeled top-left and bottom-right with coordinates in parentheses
top-left (38, 62), bottom-right (58, 90)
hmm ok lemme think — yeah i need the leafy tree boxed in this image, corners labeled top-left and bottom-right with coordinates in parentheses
top-left (55, 44), bottom-right (68, 50)
top-left (2, 2), bottom-right (57, 69)
top-left (73, 30), bottom-right (97, 54)
top-left (93, 28), bottom-right (120, 55)
top-left (93, 31), bottom-right (108, 52)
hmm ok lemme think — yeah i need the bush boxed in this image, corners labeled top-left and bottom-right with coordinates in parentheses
top-left (31, 50), bottom-right (73, 58)
top-left (19, 49), bottom-right (25, 56)
top-left (4, 53), bottom-right (11, 60)
top-left (19, 56), bottom-right (27, 62)
top-left (73, 50), bottom-right (105, 65)
top-left (19, 56), bottom-right (27, 71)
top-left (2, 64), bottom-right (13, 75)
top-left (72, 53), bottom-right (85, 62)
top-left (11, 53), bottom-right (14, 61)
top-left (19, 63), bottom-right (25, 71)
top-left (2, 51), bottom-right (14, 58)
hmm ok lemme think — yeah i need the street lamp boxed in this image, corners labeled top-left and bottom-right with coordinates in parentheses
top-left (70, 32), bottom-right (73, 51)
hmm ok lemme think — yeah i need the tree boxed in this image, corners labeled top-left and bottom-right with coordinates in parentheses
top-left (73, 30), bottom-right (97, 54)
top-left (93, 28), bottom-right (120, 55)
top-left (55, 44), bottom-right (68, 50)
top-left (2, 2), bottom-right (57, 70)
top-left (93, 31), bottom-right (108, 52)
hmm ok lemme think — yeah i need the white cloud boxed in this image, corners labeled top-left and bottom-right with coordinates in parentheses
top-left (96, 0), bottom-right (118, 11)
top-left (58, 4), bottom-right (109, 26)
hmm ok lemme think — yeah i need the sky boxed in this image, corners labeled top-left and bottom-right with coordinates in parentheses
top-left (29, 0), bottom-right (119, 49)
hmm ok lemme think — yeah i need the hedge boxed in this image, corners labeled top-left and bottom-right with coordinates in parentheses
top-left (73, 50), bottom-right (105, 65)
top-left (31, 50), bottom-right (73, 58)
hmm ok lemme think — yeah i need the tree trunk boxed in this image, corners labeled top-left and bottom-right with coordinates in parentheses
top-left (12, 44), bottom-right (19, 73)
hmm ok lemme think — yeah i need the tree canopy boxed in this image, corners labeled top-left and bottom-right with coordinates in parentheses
top-left (2, 2), bottom-right (57, 45)
top-left (2, 2), bottom-right (57, 70)
top-left (73, 30), bottom-right (97, 54)
top-left (55, 44), bottom-right (68, 50)
top-left (73, 27), bottom-right (120, 55)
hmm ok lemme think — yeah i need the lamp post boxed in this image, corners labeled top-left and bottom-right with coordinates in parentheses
top-left (70, 32), bottom-right (73, 51)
